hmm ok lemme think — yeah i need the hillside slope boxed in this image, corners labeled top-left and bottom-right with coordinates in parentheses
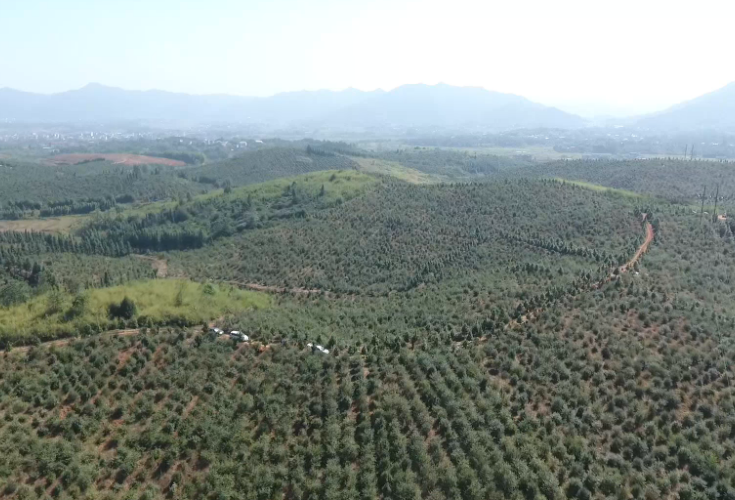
top-left (637, 81), bottom-right (735, 131)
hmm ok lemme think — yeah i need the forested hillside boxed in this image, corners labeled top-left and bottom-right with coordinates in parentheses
top-left (0, 146), bottom-right (360, 220)
top-left (0, 159), bottom-right (200, 210)
top-left (170, 179), bottom-right (642, 294)
top-left (185, 147), bottom-right (359, 188)
top-left (503, 158), bottom-right (735, 203)
top-left (0, 145), bottom-right (735, 500)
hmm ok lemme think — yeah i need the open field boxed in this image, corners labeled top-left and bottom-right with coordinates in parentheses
top-left (48, 153), bottom-right (186, 167)
top-left (0, 279), bottom-right (271, 342)
top-left (353, 157), bottom-right (440, 183)
top-left (0, 215), bottom-right (87, 234)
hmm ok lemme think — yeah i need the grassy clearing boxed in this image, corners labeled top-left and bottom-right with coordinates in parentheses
top-left (0, 279), bottom-right (270, 342)
top-left (353, 157), bottom-right (439, 184)
top-left (121, 169), bottom-right (378, 217)
top-left (0, 215), bottom-right (88, 234)
top-left (555, 178), bottom-right (643, 198)
top-left (223, 169), bottom-right (378, 203)
top-left (465, 146), bottom-right (584, 160)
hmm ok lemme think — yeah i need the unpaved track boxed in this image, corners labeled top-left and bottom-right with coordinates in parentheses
top-left (620, 221), bottom-right (654, 273)
top-left (479, 216), bottom-right (656, 339)
top-left (9, 329), bottom-right (140, 354)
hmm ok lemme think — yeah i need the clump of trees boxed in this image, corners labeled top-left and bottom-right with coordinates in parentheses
top-left (108, 296), bottom-right (137, 319)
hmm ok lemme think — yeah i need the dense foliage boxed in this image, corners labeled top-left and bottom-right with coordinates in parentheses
top-left (502, 158), bottom-right (735, 204)
top-left (0, 160), bottom-right (200, 208)
top-left (172, 179), bottom-right (641, 294)
top-left (186, 148), bottom-right (359, 188)
top-left (0, 147), bottom-right (359, 219)
top-left (79, 170), bottom-right (375, 253)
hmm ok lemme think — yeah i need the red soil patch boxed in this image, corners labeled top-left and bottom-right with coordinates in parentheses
top-left (48, 153), bottom-right (185, 167)
top-left (59, 405), bottom-right (73, 420)
top-left (117, 344), bottom-right (138, 370)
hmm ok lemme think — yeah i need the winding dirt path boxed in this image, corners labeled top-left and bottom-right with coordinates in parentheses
top-left (474, 215), bottom-right (656, 340)
top-left (620, 220), bottom-right (654, 274)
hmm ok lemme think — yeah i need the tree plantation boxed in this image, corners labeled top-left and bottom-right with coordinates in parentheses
top-left (0, 144), bottom-right (734, 500)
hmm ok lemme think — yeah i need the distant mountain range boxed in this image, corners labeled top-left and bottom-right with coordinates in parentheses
top-left (0, 83), bottom-right (585, 130)
top-left (636, 82), bottom-right (735, 131)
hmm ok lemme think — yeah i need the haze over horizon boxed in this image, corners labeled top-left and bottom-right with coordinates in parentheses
top-left (5, 80), bottom-right (730, 120)
top-left (4, 0), bottom-right (735, 118)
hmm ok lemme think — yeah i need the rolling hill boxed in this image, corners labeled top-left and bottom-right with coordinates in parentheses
top-left (637, 81), bottom-right (735, 131)
top-left (0, 83), bottom-right (584, 130)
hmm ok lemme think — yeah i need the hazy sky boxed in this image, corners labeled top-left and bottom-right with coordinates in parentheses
top-left (3, 0), bottom-right (734, 116)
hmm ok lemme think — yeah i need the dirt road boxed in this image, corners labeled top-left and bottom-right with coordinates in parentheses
top-left (620, 221), bottom-right (654, 274)
top-left (9, 329), bottom-right (140, 354)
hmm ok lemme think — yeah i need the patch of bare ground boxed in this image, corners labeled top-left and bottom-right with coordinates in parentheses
top-left (58, 405), bottom-right (73, 420)
top-left (48, 153), bottom-right (185, 167)
top-left (134, 255), bottom-right (169, 278)
top-left (116, 343), bottom-right (138, 370)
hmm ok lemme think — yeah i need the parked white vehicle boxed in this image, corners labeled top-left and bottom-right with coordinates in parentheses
top-left (306, 342), bottom-right (328, 354)
top-left (230, 331), bottom-right (249, 342)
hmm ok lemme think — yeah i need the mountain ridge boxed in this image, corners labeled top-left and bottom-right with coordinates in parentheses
top-left (0, 82), bottom-right (584, 129)
top-left (636, 81), bottom-right (735, 131)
